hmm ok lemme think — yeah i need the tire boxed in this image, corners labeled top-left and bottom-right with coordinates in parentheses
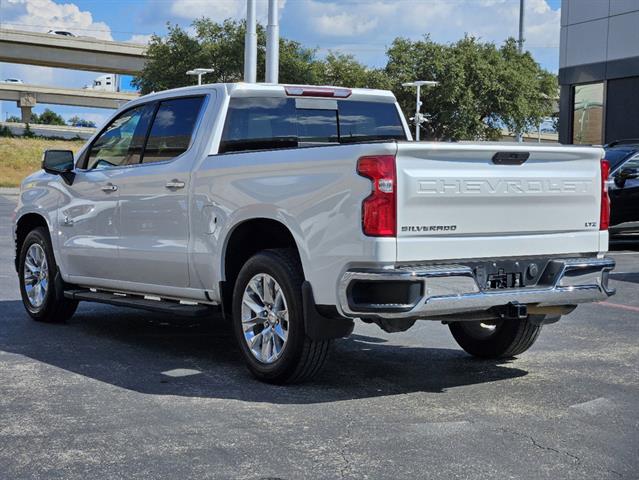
top-left (232, 248), bottom-right (331, 384)
top-left (448, 317), bottom-right (542, 359)
top-left (18, 227), bottom-right (78, 323)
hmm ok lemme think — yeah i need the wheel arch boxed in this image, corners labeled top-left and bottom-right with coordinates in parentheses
top-left (220, 217), bottom-right (305, 314)
top-left (14, 212), bottom-right (51, 272)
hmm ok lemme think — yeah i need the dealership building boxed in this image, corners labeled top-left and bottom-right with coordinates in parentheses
top-left (559, 0), bottom-right (639, 145)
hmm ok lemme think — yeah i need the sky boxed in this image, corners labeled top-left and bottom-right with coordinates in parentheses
top-left (0, 0), bottom-right (562, 126)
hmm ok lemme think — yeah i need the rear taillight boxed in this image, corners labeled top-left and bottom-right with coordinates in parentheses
top-left (357, 155), bottom-right (396, 237)
top-left (600, 158), bottom-right (610, 230)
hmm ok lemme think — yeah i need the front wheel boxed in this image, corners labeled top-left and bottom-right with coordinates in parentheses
top-left (449, 317), bottom-right (543, 359)
top-left (232, 249), bottom-right (331, 384)
top-left (19, 227), bottom-right (78, 323)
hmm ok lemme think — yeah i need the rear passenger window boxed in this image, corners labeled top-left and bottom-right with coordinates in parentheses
top-left (219, 97), bottom-right (297, 153)
top-left (142, 96), bottom-right (204, 164)
top-left (219, 97), bottom-right (406, 154)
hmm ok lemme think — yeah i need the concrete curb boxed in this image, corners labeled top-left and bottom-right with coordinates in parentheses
top-left (0, 188), bottom-right (20, 196)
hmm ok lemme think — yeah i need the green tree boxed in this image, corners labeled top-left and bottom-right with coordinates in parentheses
top-left (23, 123), bottom-right (35, 138)
top-left (132, 24), bottom-right (204, 94)
top-left (133, 19), bottom-right (556, 141)
top-left (133, 19), bottom-right (325, 94)
top-left (0, 125), bottom-right (13, 137)
top-left (386, 36), bottom-right (556, 140)
top-left (318, 52), bottom-right (391, 89)
top-left (34, 108), bottom-right (66, 126)
top-left (6, 115), bottom-right (21, 123)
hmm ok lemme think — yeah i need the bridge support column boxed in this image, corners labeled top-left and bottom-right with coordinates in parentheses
top-left (20, 106), bottom-right (33, 123)
top-left (18, 92), bottom-right (37, 123)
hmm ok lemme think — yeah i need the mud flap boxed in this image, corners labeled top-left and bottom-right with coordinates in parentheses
top-left (302, 281), bottom-right (354, 341)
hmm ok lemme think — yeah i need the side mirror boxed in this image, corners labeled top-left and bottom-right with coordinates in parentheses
top-left (42, 150), bottom-right (75, 185)
top-left (614, 167), bottom-right (639, 188)
top-left (619, 167), bottom-right (639, 181)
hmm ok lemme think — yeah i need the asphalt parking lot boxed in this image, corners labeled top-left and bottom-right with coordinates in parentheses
top-left (0, 193), bottom-right (637, 480)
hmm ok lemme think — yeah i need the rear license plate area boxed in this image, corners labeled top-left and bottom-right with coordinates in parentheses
top-left (486, 270), bottom-right (523, 289)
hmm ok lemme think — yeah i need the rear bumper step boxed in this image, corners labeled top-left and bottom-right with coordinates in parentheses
top-left (64, 290), bottom-right (216, 317)
top-left (338, 257), bottom-right (615, 319)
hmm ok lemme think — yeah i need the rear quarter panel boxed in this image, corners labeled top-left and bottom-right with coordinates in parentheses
top-left (190, 142), bottom-right (398, 305)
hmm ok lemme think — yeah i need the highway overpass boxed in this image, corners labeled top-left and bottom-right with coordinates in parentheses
top-left (0, 28), bottom-right (147, 75)
top-left (0, 83), bottom-right (138, 121)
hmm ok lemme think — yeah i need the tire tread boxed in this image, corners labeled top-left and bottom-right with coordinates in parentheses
top-left (232, 248), bottom-right (331, 384)
top-left (449, 316), bottom-right (543, 359)
top-left (19, 227), bottom-right (77, 323)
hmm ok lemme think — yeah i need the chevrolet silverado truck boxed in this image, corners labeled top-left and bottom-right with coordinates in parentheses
top-left (13, 83), bottom-right (615, 383)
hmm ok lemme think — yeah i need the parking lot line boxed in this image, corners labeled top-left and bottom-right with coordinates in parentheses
top-left (596, 301), bottom-right (639, 313)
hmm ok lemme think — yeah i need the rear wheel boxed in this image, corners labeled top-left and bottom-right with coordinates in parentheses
top-left (449, 317), bottom-right (542, 359)
top-left (232, 249), bottom-right (331, 384)
top-left (19, 227), bottom-right (78, 323)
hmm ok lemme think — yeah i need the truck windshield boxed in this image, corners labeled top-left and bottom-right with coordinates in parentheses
top-left (219, 97), bottom-right (406, 154)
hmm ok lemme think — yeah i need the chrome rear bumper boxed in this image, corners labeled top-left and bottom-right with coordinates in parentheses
top-left (338, 257), bottom-right (615, 319)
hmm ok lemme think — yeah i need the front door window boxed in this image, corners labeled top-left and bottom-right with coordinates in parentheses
top-left (87, 103), bottom-right (155, 169)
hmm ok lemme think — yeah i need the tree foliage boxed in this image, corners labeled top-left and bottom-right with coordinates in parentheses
top-left (23, 123), bottom-right (35, 138)
top-left (387, 36), bottom-right (557, 140)
top-left (32, 108), bottom-right (66, 126)
top-left (133, 20), bottom-right (557, 141)
top-left (317, 52), bottom-right (390, 90)
top-left (133, 19), bottom-right (325, 92)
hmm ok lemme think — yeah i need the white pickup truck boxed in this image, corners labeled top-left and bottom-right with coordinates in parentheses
top-left (13, 83), bottom-right (615, 383)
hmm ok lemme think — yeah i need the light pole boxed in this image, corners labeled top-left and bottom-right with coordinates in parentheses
top-left (516, 0), bottom-right (525, 142)
top-left (186, 68), bottom-right (215, 85)
top-left (244, 0), bottom-right (257, 83)
top-left (518, 0), bottom-right (525, 54)
top-left (266, 0), bottom-right (280, 83)
top-left (402, 80), bottom-right (439, 141)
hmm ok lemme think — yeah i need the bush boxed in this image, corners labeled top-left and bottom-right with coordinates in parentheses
top-left (23, 123), bottom-right (36, 138)
top-left (0, 125), bottom-right (14, 137)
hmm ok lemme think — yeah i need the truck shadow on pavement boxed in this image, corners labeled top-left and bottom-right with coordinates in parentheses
top-left (0, 300), bottom-right (528, 403)
top-left (609, 272), bottom-right (639, 284)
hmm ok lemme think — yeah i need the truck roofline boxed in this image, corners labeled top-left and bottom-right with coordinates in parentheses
top-left (127, 82), bottom-right (398, 105)
top-left (225, 83), bottom-right (397, 102)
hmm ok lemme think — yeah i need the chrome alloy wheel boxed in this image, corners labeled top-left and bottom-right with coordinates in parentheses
top-left (241, 273), bottom-right (289, 364)
top-left (23, 243), bottom-right (49, 308)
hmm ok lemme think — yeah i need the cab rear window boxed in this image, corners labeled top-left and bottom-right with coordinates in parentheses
top-left (219, 97), bottom-right (405, 154)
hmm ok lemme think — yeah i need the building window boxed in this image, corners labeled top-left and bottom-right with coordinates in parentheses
top-left (572, 83), bottom-right (604, 144)
top-left (604, 76), bottom-right (639, 145)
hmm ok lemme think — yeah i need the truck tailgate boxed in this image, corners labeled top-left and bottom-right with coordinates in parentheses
top-left (395, 142), bottom-right (606, 262)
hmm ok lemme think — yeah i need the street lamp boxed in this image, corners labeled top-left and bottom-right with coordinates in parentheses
top-left (402, 80), bottom-right (439, 141)
top-left (186, 68), bottom-right (215, 86)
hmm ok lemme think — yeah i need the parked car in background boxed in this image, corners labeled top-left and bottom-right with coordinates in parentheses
top-left (2, 78), bottom-right (24, 84)
top-left (604, 140), bottom-right (639, 235)
top-left (47, 30), bottom-right (76, 37)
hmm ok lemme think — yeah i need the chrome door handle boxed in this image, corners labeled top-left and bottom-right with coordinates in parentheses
top-left (101, 183), bottom-right (118, 193)
top-left (165, 180), bottom-right (185, 190)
